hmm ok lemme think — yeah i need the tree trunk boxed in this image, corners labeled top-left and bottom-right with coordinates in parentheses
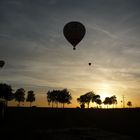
top-left (52, 102), bottom-right (53, 108)
top-left (63, 103), bottom-right (64, 108)
top-left (30, 102), bottom-right (32, 107)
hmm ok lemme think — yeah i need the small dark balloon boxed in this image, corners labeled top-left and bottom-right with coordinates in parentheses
top-left (88, 63), bottom-right (91, 66)
top-left (63, 21), bottom-right (86, 50)
top-left (0, 60), bottom-right (5, 68)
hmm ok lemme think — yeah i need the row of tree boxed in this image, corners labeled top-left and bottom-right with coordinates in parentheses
top-left (77, 91), bottom-right (117, 108)
top-left (0, 83), bottom-right (35, 107)
top-left (47, 89), bottom-right (72, 108)
top-left (0, 83), bottom-right (72, 108)
top-left (15, 88), bottom-right (35, 107)
top-left (0, 83), bottom-right (133, 108)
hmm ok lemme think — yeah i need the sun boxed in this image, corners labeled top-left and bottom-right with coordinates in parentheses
top-left (97, 83), bottom-right (113, 101)
top-left (99, 92), bottom-right (112, 101)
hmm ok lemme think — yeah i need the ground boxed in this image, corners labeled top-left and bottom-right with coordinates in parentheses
top-left (1, 107), bottom-right (139, 140)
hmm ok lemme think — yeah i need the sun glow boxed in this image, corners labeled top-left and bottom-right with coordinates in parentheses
top-left (101, 83), bottom-right (111, 90)
top-left (100, 92), bottom-right (112, 101)
top-left (97, 83), bottom-right (114, 101)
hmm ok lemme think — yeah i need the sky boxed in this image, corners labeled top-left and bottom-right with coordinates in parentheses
top-left (0, 0), bottom-right (140, 108)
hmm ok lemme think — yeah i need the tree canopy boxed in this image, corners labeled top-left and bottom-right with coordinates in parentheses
top-left (26, 90), bottom-right (35, 107)
top-left (77, 91), bottom-right (101, 108)
top-left (0, 83), bottom-right (13, 102)
top-left (47, 89), bottom-right (72, 108)
top-left (103, 95), bottom-right (117, 108)
top-left (14, 88), bottom-right (25, 106)
top-left (127, 101), bottom-right (132, 108)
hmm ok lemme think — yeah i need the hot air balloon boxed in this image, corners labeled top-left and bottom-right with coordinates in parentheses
top-left (88, 63), bottom-right (91, 66)
top-left (63, 21), bottom-right (86, 50)
top-left (0, 60), bottom-right (5, 68)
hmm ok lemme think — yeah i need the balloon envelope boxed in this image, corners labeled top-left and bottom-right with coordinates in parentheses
top-left (63, 21), bottom-right (86, 50)
top-left (88, 63), bottom-right (91, 66)
top-left (0, 60), bottom-right (5, 68)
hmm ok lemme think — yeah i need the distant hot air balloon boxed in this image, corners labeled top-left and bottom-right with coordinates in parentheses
top-left (0, 60), bottom-right (5, 68)
top-left (88, 63), bottom-right (91, 66)
top-left (63, 21), bottom-right (86, 50)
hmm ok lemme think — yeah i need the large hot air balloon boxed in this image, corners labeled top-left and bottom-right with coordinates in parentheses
top-left (63, 21), bottom-right (86, 50)
top-left (0, 60), bottom-right (5, 68)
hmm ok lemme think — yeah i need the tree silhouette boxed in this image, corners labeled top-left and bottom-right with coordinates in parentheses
top-left (53, 90), bottom-right (60, 108)
top-left (14, 88), bottom-right (25, 107)
top-left (103, 95), bottom-right (117, 108)
top-left (0, 83), bottom-right (13, 106)
top-left (77, 92), bottom-right (93, 108)
top-left (127, 101), bottom-right (132, 108)
top-left (80, 103), bottom-right (85, 108)
top-left (47, 90), bottom-right (59, 108)
top-left (84, 91), bottom-right (95, 108)
top-left (77, 95), bottom-right (86, 108)
top-left (92, 94), bottom-right (101, 107)
top-left (0, 83), bottom-right (13, 120)
top-left (26, 90), bottom-right (35, 107)
top-left (57, 89), bottom-right (72, 108)
top-left (110, 95), bottom-right (117, 108)
top-left (77, 91), bottom-right (101, 108)
top-left (95, 98), bottom-right (102, 108)
top-left (103, 97), bottom-right (111, 108)
top-left (47, 89), bottom-right (72, 108)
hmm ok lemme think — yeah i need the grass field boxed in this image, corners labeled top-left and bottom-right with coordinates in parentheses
top-left (1, 107), bottom-right (140, 139)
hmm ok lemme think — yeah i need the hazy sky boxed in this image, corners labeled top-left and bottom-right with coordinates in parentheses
top-left (0, 0), bottom-right (140, 107)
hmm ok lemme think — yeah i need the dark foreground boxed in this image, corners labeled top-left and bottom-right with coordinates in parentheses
top-left (1, 107), bottom-right (140, 140)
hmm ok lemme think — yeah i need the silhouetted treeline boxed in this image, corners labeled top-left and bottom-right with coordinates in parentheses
top-left (77, 92), bottom-right (118, 108)
top-left (103, 96), bottom-right (117, 108)
top-left (46, 89), bottom-right (72, 108)
top-left (0, 82), bottom-right (134, 109)
top-left (77, 91), bottom-right (101, 108)
top-left (0, 83), bottom-right (36, 107)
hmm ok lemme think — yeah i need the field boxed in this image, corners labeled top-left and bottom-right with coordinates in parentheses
top-left (1, 107), bottom-right (140, 140)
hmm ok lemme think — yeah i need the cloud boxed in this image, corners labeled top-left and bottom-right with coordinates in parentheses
top-left (0, 0), bottom-right (140, 106)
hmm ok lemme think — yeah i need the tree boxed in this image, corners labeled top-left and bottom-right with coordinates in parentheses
top-left (77, 91), bottom-right (98, 108)
top-left (103, 95), bottom-right (117, 108)
top-left (47, 89), bottom-right (72, 108)
top-left (14, 88), bottom-right (25, 106)
top-left (47, 90), bottom-right (59, 108)
top-left (26, 90), bottom-right (35, 107)
top-left (57, 89), bottom-right (72, 108)
top-left (103, 97), bottom-right (111, 108)
top-left (95, 98), bottom-right (102, 108)
top-left (92, 94), bottom-right (101, 107)
top-left (84, 92), bottom-right (95, 108)
top-left (127, 101), bottom-right (132, 108)
top-left (0, 83), bottom-right (13, 106)
top-left (77, 95), bottom-right (86, 108)
top-left (80, 103), bottom-right (85, 109)
top-left (110, 95), bottom-right (117, 108)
